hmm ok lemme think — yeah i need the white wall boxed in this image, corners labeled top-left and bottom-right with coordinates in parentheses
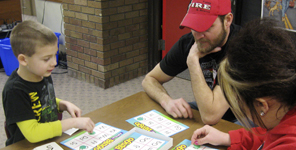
top-left (34, 0), bottom-right (65, 45)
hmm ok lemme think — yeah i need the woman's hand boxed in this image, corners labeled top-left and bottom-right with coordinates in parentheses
top-left (191, 125), bottom-right (231, 146)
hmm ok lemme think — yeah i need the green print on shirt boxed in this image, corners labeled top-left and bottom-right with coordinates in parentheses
top-left (41, 99), bottom-right (58, 122)
top-left (29, 91), bottom-right (58, 122)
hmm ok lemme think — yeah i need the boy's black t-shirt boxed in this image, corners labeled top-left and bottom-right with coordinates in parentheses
top-left (2, 70), bottom-right (59, 146)
top-left (159, 24), bottom-right (241, 121)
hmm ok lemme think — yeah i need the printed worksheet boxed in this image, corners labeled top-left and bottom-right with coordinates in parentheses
top-left (61, 122), bottom-right (127, 150)
top-left (107, 131), bottom-right (168, 150)
top-left (126, 110), bottom-right (189, 136)
top-left (33, 142), bottom-right (63, 150)
top-left (172, 139), bottom-right (218, 150)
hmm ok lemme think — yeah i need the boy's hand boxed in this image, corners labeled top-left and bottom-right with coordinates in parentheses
top-left (66, 102), bottom-right (82, 118)
top-left (59, 100), bottom-right (82, 117)
top-left (62, 117), bottom-right (95, 133)
top-left (74, 117), bottom-right (95, 133)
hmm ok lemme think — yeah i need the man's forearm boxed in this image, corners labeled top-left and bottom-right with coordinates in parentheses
top-left (187, 55), bottom-right (226, 124)
top-left (142, 76), bottom-right (172, 106)
top-left (188, 64), bottom-right (216, 120)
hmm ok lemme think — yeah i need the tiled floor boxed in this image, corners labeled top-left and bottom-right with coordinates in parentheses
top-left (0, 67), bottom-right (194, 148)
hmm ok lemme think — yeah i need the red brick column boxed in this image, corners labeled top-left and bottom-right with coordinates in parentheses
top-left (63, 0), bottom-right (148, 89)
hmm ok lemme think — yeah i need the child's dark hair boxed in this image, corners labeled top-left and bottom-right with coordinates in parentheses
top-left (219, 18), bottom-right (296, 129)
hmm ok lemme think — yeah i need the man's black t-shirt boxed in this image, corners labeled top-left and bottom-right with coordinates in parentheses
top-left (159, 24), bottom-right (241, 121)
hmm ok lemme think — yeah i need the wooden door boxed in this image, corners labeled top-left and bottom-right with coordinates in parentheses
top-left (21, 0), bottom-right (36, 16)
top-left (0, 0), bottom-right (22, 24)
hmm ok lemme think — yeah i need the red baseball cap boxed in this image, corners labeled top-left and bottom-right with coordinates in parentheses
top-left (180, 0), bottom-right (231, 32)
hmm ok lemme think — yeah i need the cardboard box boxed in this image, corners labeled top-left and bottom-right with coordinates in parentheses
top-left (101, 127), bottom-right (173, 150)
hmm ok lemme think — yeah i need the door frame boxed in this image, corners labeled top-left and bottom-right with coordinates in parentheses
top-left (147, 0), bottom-right (162, 71)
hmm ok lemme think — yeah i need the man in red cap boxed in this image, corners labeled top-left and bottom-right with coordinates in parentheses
top-left (142, 0), bottom-right (241, 125)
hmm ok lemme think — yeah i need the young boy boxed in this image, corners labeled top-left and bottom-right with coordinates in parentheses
top-left (2, 20), bottom-right (95, 146)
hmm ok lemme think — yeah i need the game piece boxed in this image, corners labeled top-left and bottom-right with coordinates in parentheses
top-left (126, 110), bottom-right (189, 136)
top-left (64, 128), bottom-right (79, 136)
top-left (172, 139), bottom-right (218, 150)
top-left (61, 122), bottom-right (127, 150)
top-left (194, 144), bottom-right (200, 149)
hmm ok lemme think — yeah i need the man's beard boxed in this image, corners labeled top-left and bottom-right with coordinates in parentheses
top-left (196, 26), bottom-right (227, 54)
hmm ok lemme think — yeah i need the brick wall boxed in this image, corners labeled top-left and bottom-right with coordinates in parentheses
top-left (62, 0), bottom-right (148, 89)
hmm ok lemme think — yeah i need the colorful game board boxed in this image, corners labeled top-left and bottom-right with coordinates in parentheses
top-left (107, 131), bottom-right (168, 150)
top-left (172, 139), bottom-right (218, 150)
top-left (126, 110), bottom-right (189, 137)
top-left (61, 122), bottom-right (127, 150)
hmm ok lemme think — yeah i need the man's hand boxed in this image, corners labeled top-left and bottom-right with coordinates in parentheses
top-left (161, 98), bottom-right (193, 119)
top-left (188, 42), bottom-right (222, 60)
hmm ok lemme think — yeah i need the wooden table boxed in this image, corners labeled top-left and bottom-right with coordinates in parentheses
top-left (1, 91), bottom-right (243, 150)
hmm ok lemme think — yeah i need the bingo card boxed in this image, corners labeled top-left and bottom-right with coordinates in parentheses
top-left (172, 139), bottom-right (218, 150)
top-left (126, 110), bottom-right (189, 136)
top-left (107, 131), bottom-right (168, 150)
top-left (61, 122), bottom-right (127, 150)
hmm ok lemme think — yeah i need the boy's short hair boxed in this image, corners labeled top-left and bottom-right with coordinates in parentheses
top-left (10, 20), bottom-right (57, 57)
